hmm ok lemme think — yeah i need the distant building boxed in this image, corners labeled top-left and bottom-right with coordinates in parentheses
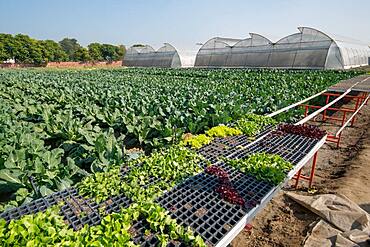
top-left (3, 58), bottom-right (15, 64)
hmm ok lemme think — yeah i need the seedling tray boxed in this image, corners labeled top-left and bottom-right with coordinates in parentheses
top-left (197, 126), bottom-right (273, 164)
top-left (156, 163), bottom-right (273, 246)
top-left (0, 188), bottom-right (78, 223)
top-left (0, 188), bottom-right (132, 231)
top-left (229, 132), bottom-right (318, 164)
top-left (197, 142), bottom-right (234, 165)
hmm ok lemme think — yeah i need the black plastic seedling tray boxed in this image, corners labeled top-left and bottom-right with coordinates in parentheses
top-left (197, 142), bottom-right (234, 165)
top-left (60, 193), bottom-right (101, 230)
top-left (197, 126), bottom-right (274, 164)
top-left (156, 163), bottom-right (274, 246)
top-left (229, 132), bottom-right (318, 164)
top-left (0, 188), bottom-right (132, 231)
top-left (0, 188), bottom-right (78, 223)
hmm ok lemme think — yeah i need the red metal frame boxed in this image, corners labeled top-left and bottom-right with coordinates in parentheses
top-left (292, 91), bottom-right (368, 188)
top-left (293, 152), bottom-right (318, 188)
top-left (299, 93), bottom-right (365, 148)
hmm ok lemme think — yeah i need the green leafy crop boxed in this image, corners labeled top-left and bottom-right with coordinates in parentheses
top-left (226, 153), bottom-right (293, 185)
top-left (0, 203), bottom-right (206, 246)
top-left (205, 125), bottom-right (242, 138)
top-left (180, 134), bottom-right (213, 149)
top-left (234, 114), bottom-right (277, 136)
top-left (77, 146), bottom-right (205, 203)
top-left (0, 68), bottom-right (359, 209)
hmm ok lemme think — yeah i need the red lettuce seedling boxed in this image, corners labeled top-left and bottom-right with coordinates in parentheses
top-left (205, 165), bottom-right (230, 184)
top-left (277, 123), bottom-right (326, 140)
top-left (205, 165), bottom-right (246, 206)
top-left (215, 184), bottom-right (245, 206)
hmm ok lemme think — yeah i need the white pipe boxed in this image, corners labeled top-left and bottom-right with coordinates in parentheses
top-left (335, 94), bottom-right (370, 137)
top-left (267, 89), bottom-right (326, 117)
top-left (294, 89), bottom-right (352, 125)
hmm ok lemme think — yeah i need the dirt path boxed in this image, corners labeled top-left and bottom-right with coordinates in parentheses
top-left (232, 98), bottom-right (370, 246)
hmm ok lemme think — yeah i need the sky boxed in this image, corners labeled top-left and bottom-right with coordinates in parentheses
top-left (0, 0), bottom-right (369, 52)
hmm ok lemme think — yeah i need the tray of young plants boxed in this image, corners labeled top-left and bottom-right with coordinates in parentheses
top-left (180, 114), bottom-right (277, 164)
top-left (0, 146), bottom-right (209, 246)
top-left (229, 123), bottom-right (327, 163)
top-left (156, 153), bottom-right (293, 246)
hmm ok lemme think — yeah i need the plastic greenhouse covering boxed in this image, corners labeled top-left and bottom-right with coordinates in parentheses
top-left (123, 43), bottom-right (182, 68)
top-left (194, 27), bottom-right (370, 69)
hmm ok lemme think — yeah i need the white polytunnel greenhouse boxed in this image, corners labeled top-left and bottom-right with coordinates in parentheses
top-left (123, 43), bottom-right (182, 68)
top-left (194, 27), bottom-right (370, 69)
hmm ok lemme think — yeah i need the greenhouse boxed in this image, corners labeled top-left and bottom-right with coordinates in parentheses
top-left (194, 27), bottom-right (370, 69)
top-left (123, 43), bottom-right (182, 68)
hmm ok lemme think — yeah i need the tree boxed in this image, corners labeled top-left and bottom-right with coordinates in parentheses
top-left (88, 43), bottom-right (103, 61)
top-left (0, 33), bottom-right (15, 61)
top-left (59, 38), bottom-right (81, 61)
top-left (40, 40), bottom-right (68, 62)
top-left (13, 34), bottom-right (43, 64)
top-left (99, 44), bottom-right (118, 61)
top-left (116, 45), bottom-right (126, 60)
top-left (74, 47), bottom-right (90, 62)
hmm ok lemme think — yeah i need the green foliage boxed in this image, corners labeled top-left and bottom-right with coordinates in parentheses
top-left (0, 206), bottom-right (75, 246)
top-left (73, 47), bottom-right (91, 62)
top-left (234, 114), bottom-right (277, 136)
top-left (40, 40), bottom-right (68, 62)
top-left (59, 38), bottom-right (82, 61)
top-left (87, 43), bottom-right (103, 61)
top-left (88, 43), bottom-right (126, 62)
top-left (180, 134), bottom-right (213, 149)
top-left (206, 125), bottom-right (242, 138)
top-left (0, 33), bottom-right (126, 63)
top-left (0, 34), bottom-right (14, 61)
top-left (0, 202), bottom-right (206, 246)
top-left (77, 146), bottom-right (204, 203)
top-left (77, 167), bottom-right (121, 203)
top-left (226, 153), bottom-right (293, 185)
top-left (0, 68), bottom-right (359, 207)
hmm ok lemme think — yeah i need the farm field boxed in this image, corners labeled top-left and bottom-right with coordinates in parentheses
top-left (0, 68), bottom-right (358, 202)
top-left (0, 68), bottom-right (361, 246)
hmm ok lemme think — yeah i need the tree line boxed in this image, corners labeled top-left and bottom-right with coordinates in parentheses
top-left (0, 33), bottom-right (126, 64)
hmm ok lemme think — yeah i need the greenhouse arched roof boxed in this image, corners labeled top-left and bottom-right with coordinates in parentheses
top-left (194, 27), bottom-right (370, 69)
top-left (124, 43), bottom-right (181, 68)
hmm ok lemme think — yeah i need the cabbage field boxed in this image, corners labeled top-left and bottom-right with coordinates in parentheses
top-left (0, 68), bottom-right (356, 246)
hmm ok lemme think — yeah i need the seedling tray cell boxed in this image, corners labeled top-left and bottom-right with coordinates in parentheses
top-left (213, 135), bottom-right (251, 148)
top-left (156, 164), bottom-right (273, 246)
top-left (100, 194), bottom-right (132, 215)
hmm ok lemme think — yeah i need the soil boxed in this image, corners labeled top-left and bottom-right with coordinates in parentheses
top-left (231, 92), bottom-right (370, 246)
